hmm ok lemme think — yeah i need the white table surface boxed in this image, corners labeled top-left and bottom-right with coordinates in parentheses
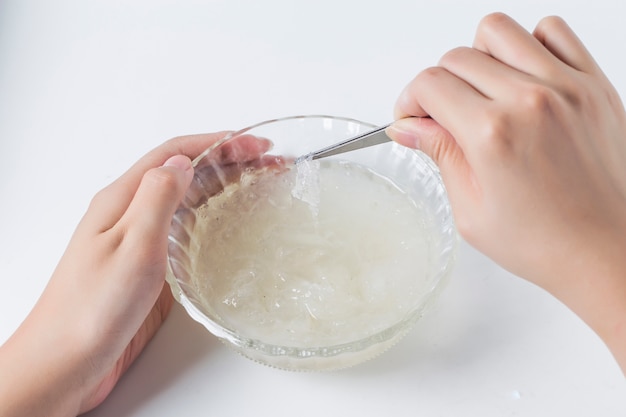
top-left (1, 1), bottom-right (625, 416)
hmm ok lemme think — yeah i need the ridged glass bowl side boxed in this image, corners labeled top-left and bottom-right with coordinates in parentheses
top-left (165, 115), bottom-right (457, 371)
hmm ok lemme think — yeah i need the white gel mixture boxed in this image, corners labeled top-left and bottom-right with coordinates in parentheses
top-left (191, 159), bottom-right (433, 347)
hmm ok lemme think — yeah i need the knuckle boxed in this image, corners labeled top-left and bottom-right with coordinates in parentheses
top-left (144, 166), bottom-right (181, 191)
top-left (405, 66), bottom-right (450, 103)
top-left (478, 12), bottom-right (511, 35)
top-left (474, 109), bottom-right (513, 155)
top-left (536, 15), bottom-right (567, 34)
top-left (439, 46), bottom-right (474, 68)
top-left (517, 83), bottom-right (558, 114)
top-left (604, 83), bottom-right (624, 110)
top-left (88, 186), bottom-right (111, 210)
top-left (428, 129), bottom-right (457, 164)
top-left (418, 66), bottom-right (447, 83)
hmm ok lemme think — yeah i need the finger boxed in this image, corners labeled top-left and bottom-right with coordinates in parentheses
top-left (186, 153), bottom-right (288, 208)
top-left (387, 117), bottom-right (466, 175)
top-left (114, 132), bottom-right (230, 196)
top-left (201, 134), bottom-right (274, 165)
top-left (172, 153), bottom-right (288, 257)
top-left (118, 155), bottom-right (194, 244)
top-left (438, 46), bottom-right (535, 101)
top-left (394, 74), bottom-right (430, 120)
top-left (473, 13), bottom-right (570, 80)
top-left (394, 66), bottom-right (489, 157)
top-left (186, 162), bottom-right (248, 208)
top-left (532, 15), bottom-right (601, 75)
top-left (386, 117), bottom-right (480, 232)
top-left (110, 134), bottom-right (272, 225)
top-left (82, 132), bottom-right (227, 234)
top-left (120, 132), bottom-right (228, 183)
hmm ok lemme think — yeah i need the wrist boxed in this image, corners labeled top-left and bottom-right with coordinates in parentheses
top-left (0, 295), bottom-right (91, 417)
top-left (541, 230), bottom-right (626, 373)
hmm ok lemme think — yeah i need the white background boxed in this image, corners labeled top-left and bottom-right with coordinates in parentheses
top-left (1, 1), bottom-right (625, 416)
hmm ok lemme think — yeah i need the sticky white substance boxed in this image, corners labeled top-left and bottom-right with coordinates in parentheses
top-left (290, 157), bottom-right (321, 215)
top-left (191, 160), bottom-right (433, 347)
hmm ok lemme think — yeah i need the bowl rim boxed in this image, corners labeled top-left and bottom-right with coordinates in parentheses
top-left (167, 114), bottom-right (457, 363)
top-left (192, 114), bottom-right (380, 166)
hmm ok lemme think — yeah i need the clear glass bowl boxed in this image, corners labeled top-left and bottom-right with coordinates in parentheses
top-left (166, 115), bottom-right (457, 371)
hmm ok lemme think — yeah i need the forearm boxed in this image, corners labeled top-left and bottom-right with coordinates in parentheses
top-left (0, 305), bottom-right (87, 417)
top-left (570, 275), bottom-right (626, 374)
top-left (566, 281), bottom-right (626, 375)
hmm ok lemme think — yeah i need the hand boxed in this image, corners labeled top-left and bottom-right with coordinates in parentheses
top-left (0, 132), bottom-right (273, 417)
top-left (387, 13), bottom-right (626, 371)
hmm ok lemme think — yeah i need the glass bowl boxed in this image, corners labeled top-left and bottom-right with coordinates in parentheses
top-left (166, 115), bottom-right (456, 371)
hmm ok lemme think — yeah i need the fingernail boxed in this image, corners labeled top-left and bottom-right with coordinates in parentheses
top-left (163, 155), bottom-right (193, 172)
top-left (387, 119), bottom-right (421, 149)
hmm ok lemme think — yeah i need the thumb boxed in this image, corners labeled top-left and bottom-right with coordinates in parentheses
top-left (121, 155), bottom-right (194, 242)
top-left (387, 117), bottom-right (480, 225)
top-left (387, 117), bottom-right (470, 176)
top-left (387, 117), bottom-right (460, 164)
